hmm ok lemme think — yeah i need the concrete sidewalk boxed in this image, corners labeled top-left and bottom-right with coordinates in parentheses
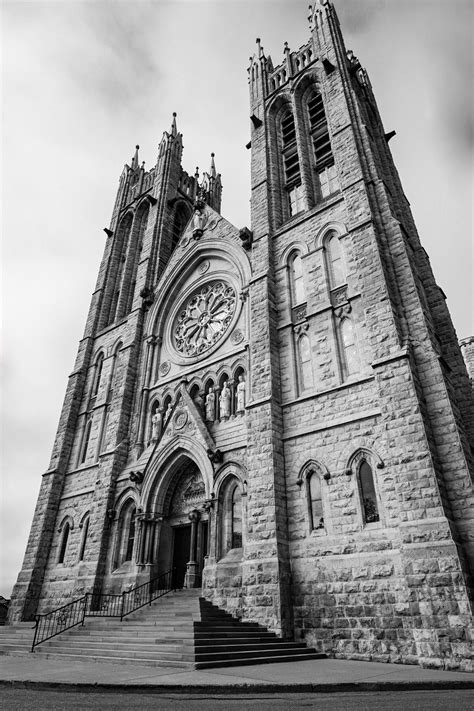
top-left (0, 655), bottom-right (473, 694)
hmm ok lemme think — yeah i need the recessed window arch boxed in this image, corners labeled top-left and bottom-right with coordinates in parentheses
top-left (280, 107), bottom-right (304, 217)
top-left (298, 333), bottom-right (314, 391)
top-left (114, 499), bottom-right (137, 568)
top-left (57, 517), bottom-right (73, 564)
top-left (219, 477), bottom-right (243, 558)
top-left (107, 212), bottom-right (133, 326)
top-left (171, 202), bottom-right (191, 251)
top-left (298, 462), bottom-right (328, 534)
top-left (338, 317), bottom-right (359, 379)
top-left (78, 513), bottom-right (90, 562)
top-left (358, 460), bottom-right (379, 524)
top-left (289, 251), bottom-right (306, 305)
top-left (308, 471), bottom-right (324, 532)
top-left (324, 231), bottom-right (346, 289)
top-left (79, 417), bottom-right (92, 465)
top-left (123, 202), bottom-right (150, 315)
top-left (91, 352), bottom-right (105, 398)
top-left (307, 89), bottom-right (339, 199)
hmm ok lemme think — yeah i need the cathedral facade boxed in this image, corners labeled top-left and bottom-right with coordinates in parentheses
top-left (10, 1), bottom-right (474, 670)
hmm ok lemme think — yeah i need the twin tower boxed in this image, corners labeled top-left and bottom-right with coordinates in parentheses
top-left (10, 2), bottom-right (474, 670)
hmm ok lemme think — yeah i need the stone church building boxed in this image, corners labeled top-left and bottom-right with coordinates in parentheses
top-left (9, 1), bottom-right (474, 670)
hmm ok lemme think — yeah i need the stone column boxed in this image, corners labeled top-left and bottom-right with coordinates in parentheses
top-left (185, 509), bottom-right (201, 588)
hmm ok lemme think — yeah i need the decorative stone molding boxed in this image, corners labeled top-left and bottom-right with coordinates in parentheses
top-left (334, 303), bottom-right (352, 320)
top-left (293, 321), bottom-right (309, 335)
top-left (159, 361), bottom-right (171, 376)
top-left (330, 285), bottom-right (348, 307)
top-left (230, 329), bottom-right (244, 345)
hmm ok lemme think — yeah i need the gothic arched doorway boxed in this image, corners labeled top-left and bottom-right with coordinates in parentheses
top-left (156, 457), bottom-right (209, 588)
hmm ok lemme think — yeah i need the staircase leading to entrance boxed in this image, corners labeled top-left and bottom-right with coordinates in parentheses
top-left (0, 590), bottom-right (325, 669)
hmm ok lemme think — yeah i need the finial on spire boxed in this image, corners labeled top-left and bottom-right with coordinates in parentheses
top-left (171, 112), bottom-right (177, 137)
top-left (256, 37), bottom-right (263, 58)
top-left (284, 41), bottom-right (290, 55)
top-left (210, 152), bottom-right (216, 179)
top-left (195, 166), bottom-right (200, 180)
top-left (131, 144), bottom-right (140, 170)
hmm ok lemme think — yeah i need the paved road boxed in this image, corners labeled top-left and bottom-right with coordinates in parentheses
top-left (1, 689), bottom-right (474, 710)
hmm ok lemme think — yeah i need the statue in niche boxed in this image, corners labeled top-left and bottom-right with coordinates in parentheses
top-left (193, 390), bottom-right (205, 415)
top-left (192, 206), bottom-right (206, 238)
top-left (236, 374), bottom-right (246, 412)
top-left (219, 381), bottom-right (231, 419)
top-left (205, 387), bottom-right (215, 421)
top-left (165, 402), bottom-right (173, 423)
top-left (151, 408), bottom-right (163, 440)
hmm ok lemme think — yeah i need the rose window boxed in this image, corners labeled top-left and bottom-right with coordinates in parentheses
top-left (174, 281), bottom-right (236, 356)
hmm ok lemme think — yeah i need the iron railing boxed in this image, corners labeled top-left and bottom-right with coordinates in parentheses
top-left (31, 567), bottom-right (183, 651)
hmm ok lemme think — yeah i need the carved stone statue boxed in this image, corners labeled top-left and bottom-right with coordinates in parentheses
top-left (151, 408), bottom-right (163, 440)
top-left (236, 374), bottom-right (246, 412)
top-left (193, 390), bottom-right (205, 414)
top-left (219, 381), bottom-right (231, 419)
top-left (165, 402), bottom-right (173, 422)
top-left (205, 387), bottom-right (215, 421)
top-left (192, 207), bottom-right (205, 238)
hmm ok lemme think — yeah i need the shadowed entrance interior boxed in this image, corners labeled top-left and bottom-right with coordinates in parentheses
top-left (157, 456), bottom-right (209, 588)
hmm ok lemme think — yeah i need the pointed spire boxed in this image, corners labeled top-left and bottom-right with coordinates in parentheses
top-left (131, 144), bottom-right (139, 170)
top-left (284, 41), bottom-right (290, 57)
top-left (171, 112), bottom-right (177, 137)
top-left (209, 153), bottom-right (216, 179)
top-left (256, 37), bottom-right (264, 58)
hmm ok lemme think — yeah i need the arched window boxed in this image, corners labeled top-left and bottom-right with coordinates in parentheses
top-left (80, 418), bottom-right (92, 465)
top-left (289, 252), bottom-right (306, 305)
top-left (307, 91), bottom-right (339, 199)
top-left (339, 318), bottom-right (359, 379)
top-left (107, 213), bottom-right (133, 325)
top-left (298, 334), bottom-right (314, 390)
top-left (124, 204), bottom-right (149, 315)
top-left (358, 461), bottom-right (379, 524)
top-left (281, 109), bottom-right (304, 217)
top-left (78, 514), bottom-right (90, 562)
top-left (219, 479), bottom-right (242, 557)
top-left (307, 471), bottom-right (324, 531)
top-left (91, 353), bottom-right (104, 397)
top-left (114, 500), bottom-right (137, 568)
top-left (171, 203), bottom-right (190, 251)
top-left (125, 509), bottom-right (136, 561)
top-left (58, 521), bottom-right (71, 564)
top-left (325, 232), bottom-right (345, 288)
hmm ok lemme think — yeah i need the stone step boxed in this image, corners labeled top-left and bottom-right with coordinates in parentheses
top-left (33, 650), bottom-right (193, 668)
top-left (36, 644), bottom-right (194, 663)
top-left (44, 638), bottom-right (193, 652)
top-left (195, 652), bottom-right (326, 670)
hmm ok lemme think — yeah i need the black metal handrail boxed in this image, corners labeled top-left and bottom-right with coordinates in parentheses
top-left (31, 567), bottom-right (184, 651)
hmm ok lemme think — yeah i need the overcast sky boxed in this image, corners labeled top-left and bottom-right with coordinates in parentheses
top-left (1, 0), bottom-right (472, 598)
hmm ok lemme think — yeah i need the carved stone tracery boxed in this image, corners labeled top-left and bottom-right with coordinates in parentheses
top-left (174, 281), bottom-right (236, 357)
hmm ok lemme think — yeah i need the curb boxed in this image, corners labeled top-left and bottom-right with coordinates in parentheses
top-left (1, 680), bottom-right (474, 694)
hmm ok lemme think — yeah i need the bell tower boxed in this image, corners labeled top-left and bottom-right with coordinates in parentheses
top-left (245, 0), bottom-right (474, 664)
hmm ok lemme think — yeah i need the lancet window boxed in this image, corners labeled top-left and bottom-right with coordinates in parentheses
top-left (307, 92), bottom-right (339, 199)
top-left (281, 109), bottom-right (304, 216)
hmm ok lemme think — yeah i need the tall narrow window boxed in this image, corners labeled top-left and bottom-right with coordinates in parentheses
top-left (308, 472), bottom-right (324, 531)
top-left (107, 213), bottom-right (133, 325)
top-left (80, 418), bottom-right (92, 464)
top-left (231, 487), bottom-right (242, 548)
top-left (78, 515), bottom-right (90, 562)
top-left (220, 479), bottom-right (242, 557)
top-left (171, 204), bottom-right (190, 251)
top-left (308, 92), bottom-right (339, 199)
top-left (290, 253), bottom-right (306, 304)
top-left (124, 508), bottom-right (136, 561)
top-left (92, 353), bottom-right (104, 397)
top-left (326, 232), bottom-right (345, 288)
top-left (298, 334), bottom-right (314, 390)
top-left (359, 461), bottom-right (379, 524)
top-left (339, 318), bottom-right (359, 379)
top-left (281, 109), bottom-right (304, 216)
top-left (58, 523), bottom-right (70, 564)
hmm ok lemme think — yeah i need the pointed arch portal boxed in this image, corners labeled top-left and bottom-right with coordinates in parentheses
top-left (148, 454), bottom-right (209, 589)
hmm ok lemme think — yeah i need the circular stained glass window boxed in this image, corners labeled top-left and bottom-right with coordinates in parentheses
top-left (173, 281), bottom-right (236, 357)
